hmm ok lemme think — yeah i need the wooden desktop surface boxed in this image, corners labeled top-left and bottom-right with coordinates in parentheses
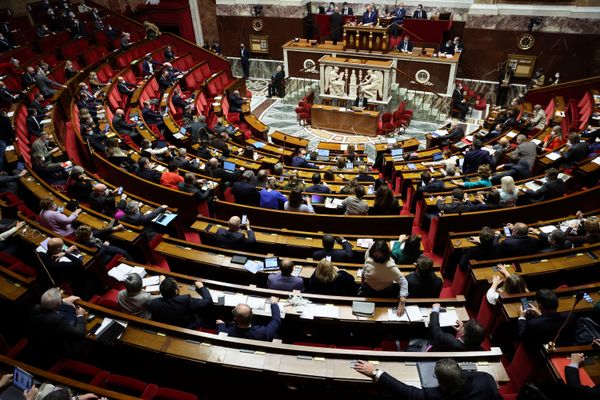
top-left (311, 104), bottom-right (380, 136)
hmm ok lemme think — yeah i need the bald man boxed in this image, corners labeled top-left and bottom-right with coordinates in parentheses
top-left (499, 222), bottom-right (548, 257)
top-left (37, 238), bottom-right (90, 296)
top-left (216, 296), bottom-right (281, 341)
top-left (89, 183), bottom-right (126, 215)
top-left (214, 216), bottom-right (256, 250)
top-left (28, 288), bottom-right (87, 366)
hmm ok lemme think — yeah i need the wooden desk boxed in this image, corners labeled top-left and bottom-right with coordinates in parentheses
top-left (311, 104), bottom-right (380, 136)
top-left (343, 24), bottom-right (392, 53)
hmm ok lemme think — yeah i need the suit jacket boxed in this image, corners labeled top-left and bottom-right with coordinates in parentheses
top-left (0, 87), bottom-right (17, 103)
top-left (229, 94), bottom-right (244, 113)
top-left (354, 97), bottom-right (368, 108)
top-left (308, 270), bottom-right (357, 296)
top-left (500, 234), bottom-right (546, 257)
top-left (158, 74), bottom-right (173, 91)
top-left (563, 142), bottom-right (590, 165)
top-left (429, 311), bottom-right (482, 351)
top-left (342, 7), bottom-right (353, 15)
top-left (148, 286), bottom-right (213, 329)
top-left (452, 88), bottom-right (464, 106)
top-left (35, 73), bottom-right (60, 97)
top-left (362, 10), bottom-right (377, 24)
top-left (112, 115), bottom-right (136, 135)
top-left (215, 228), bottom-right (256, 250)
top-left (312, 241), bottom-right (353, 262)
top-left (459, 240), bottom-right (501, 269)
top-left (439, 43), bottom-right (455, 55)
top-left (271, 70), bottom-right (285, 86)
top-left (397, 40), bottom-right (413, 52)
top-left (164, 48), bottom-right (175, 60)
top-left (436, 199), bottom-right (472, 214)
top-left (528, 179), bottom-right (565, 202)
top-left (141, 60), bottom-right (155, 76)
top-left (22, 73), bottom-right (36, 89)
top-left (117, 81), bottom-right (135, 95)
top-left (27, 116), bottom-right (43, 137)
top-left (511, 141), bottom-right (537, 170)
top-left (142, 106), bottom-right (163, 124)
top-left (565, 365), bottom-right (600, 399)
top-left (330, 12), bottom-right (343, 39)
top-left (240, 48), bottom-right (250, 66)
top-left (417, 179), bottom-right (445, 196)
top-left (518, 311), bottom-right (575, 349)
top-left (120, 206), bottom-right (163, 226)
top-left (232, 181), bottom-right (260, 206)
top-left (216, 303), bottom-right (281, 341)
top-left (27, 305), bottom-right (86, 366)
top-left (413, 9), bottom-right (427, 19)
top-left (406, 272), bottom-right (442, 298)
top-left (462, 149), bottom-right (493, 174)
top-left (377, 370), bottom-right (502, 400)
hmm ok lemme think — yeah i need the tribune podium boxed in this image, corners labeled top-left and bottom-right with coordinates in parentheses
top-left (343, 24), bottom-right (392, 53)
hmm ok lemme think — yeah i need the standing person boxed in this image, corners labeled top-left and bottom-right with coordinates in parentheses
top-left (497, 61), bottom-right (514, 106)
top-left (341, 2), bottom-right (353, 15)
top-left (240, 43), bottom-right (250, 79)
top-left (330, 7), bottom-right (343, 43)
top-left (452, 82), bottom-right (468, 122)
top-left (267, 65), bottom-right (285, 98)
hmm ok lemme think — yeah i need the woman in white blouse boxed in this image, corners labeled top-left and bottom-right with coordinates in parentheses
top-left (499, 176), bottom-right (519, 207)
top-left (486, 264), bottom-right (528, 305)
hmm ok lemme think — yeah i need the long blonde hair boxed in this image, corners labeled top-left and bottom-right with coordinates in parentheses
top-left (314, 259), bottom-right (338, 283)
top-left (500, 175), bottom-right (516, 194)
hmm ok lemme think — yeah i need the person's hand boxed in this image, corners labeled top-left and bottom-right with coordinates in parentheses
top-left (469, 236), bottom-right (481, 244)
top-left (519, 305), bottom-right (527, 318)
top-left (15, 221), bottom-right (26, 231)
top-left (570, 353), bottom-right (585, 366)
top-left (270, 296), bottom-right (279, 304)
top-left (435, 196), bottom-right (444, 202)
top-left (353, 360), bottom-right (376, 377)
top-left (592, 339), bottom-right (600, 349)
top-left (492, 274), bottom-right (503, 287)
top-left (103, 241), bottom-right (110, 247)
top-left (79, 394), bottom-right (100, 400)
top-left (63, 295), bottom-right (81, 306)
top-left (453, 319), bottom-right (464, 333)
top-left (19, 169), bottom-right (27, 177)
top-left (497, 264), bottom-right (510, 277)
top-left (396, 302), bottom-right (405, 317)
top-left (76, 306), bottom-right (86, 317)
top-left (216, 319), bottom-right (224, 325)
top-left (0, 374), bottom-right (13, 389)
top-left (194, 281), bottom-right (204, 289)
top-left (121, 193), bottom-right (127, 200)
top-left (576, 211), bottom-right (584, 219)
top-left (506, 223), bottom-right (514, 230)
top-left (113, 224), bottom-right (125, 232)
top-left (398, 234), bottom-right (407, 243)
top-left (23, 385), bottom-right (38, 400)
top-left (527, 303), bottom-right (541, 317)
top-left (529, 227), bottom-right (540, 235)
top-left (160, 205), bottom-right (168, 209)
top-left (432, 302), bottom-right (441, 309)
top-left (159, 275), bottom-right (166, 283)
top-left (74, 208), bottom-right (82, 215)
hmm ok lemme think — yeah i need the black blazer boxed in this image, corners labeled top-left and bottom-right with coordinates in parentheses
top-left (308, 270), bottom-right (357, 296)
top-left (527, 179), bottom-right (565, 202)
top-left (120, 206), bottom-right (163, 226)
top-left (27, 305), bottom-right (86, 367)
top-left (462, 149), bottom-right (493, 174)
top-left (563, 142), bottom-right (590, 165)
top-left (413, 9), bottom-right (427, 18)
top-left (142, 106), bottom-right (163, 124)
top-left (112, 115), bottom-right (136, 135)
top-left (231, 181), bottom-right (260, 206)
top-left (312, 241), bottom-right (353, 263)
top-left (500, 234), bottom-right (546, 257)
top-left (518, 311), bottom-right (575, 349)
top-left (406, 272), bottom-right (442, 298)
top-left (565, 365), bottom-right (600, 399)
top-left (452, 88), bottom-right (464, 105)
top-left (148, 286), bottom-right (213, 329)
top-left (429, 311), bottom-right (483, 352)
top-left (378, 370), bottom-right (502, 400)
top-left (214, 228), bottom-right (256, 250)
top-left (117, 81), bottom-right (135, 95)
top-left (216, 303), bottom-right (281, 341)
top-left (330, 12), bottom-right (343, 39)
top-left (27, 115), bottom-right (43, 137)
top-left (136, 167), bottom-right (162, 183)
top-left (396, 40), bottom-right (413, 52)
top-left (354, 97), bottom-right (368, 108)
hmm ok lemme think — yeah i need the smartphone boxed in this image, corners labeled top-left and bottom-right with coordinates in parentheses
top-left (13, 367), bottom-right (33, 391)
top-left (57, 206), bottom-right (64, 213)
top-left (16, 161), bottom-right (25, 171)
top-left (86, 313), bottom-right (96, 322)
top-left (492, 265), bottom-right (499, 272)
top-left (503, 226), bottom-right (512, 237)
top-left (241, 215), bottom-right (248, 225)
top-left (520, 298), bottom-right (530, 309)
top-left (117, 186), bottom-right (123, 195)
top-left (583, 293), bottom-right (593, 304)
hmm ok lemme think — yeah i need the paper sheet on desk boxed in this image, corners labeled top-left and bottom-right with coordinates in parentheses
top-left (592, 157), bottom-right (600, 165)
top-left (246, 296), bottom-right (266, 310)
top-left (142, 276), bottom-right (160, 287)
top-left (224, 293), bottom-right (248, 307)
top-left (388, 308), bottom-right (410, 322)
top-left (357, 238), bottom-right (374, 248)
top-left (325, 197), bottom-right (344, 209)
top-left (208, 289), bottom-right (224, 302)
top-left (539, 225), bottom-right (557, 234)
top-left (531, 139), bottom-right (541, 146)
top-left (35, 238), bottom-right (50, 253)
top-left (243, 259), bottom-right (263, 274)
top-left (313, 305), bottom-right (340, 319)
top-left (145, 285), bottom-right (160, 293)
top-left (405, 305), bottom-right (424, 322)
top-left (426, 310), bottom-right (460, 327)
top-left (546, 152), bottom-right (561, 161)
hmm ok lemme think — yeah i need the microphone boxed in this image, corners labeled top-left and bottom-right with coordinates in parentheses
top-left (349, 125), bottom-right (359, 136)
top-left (547, 291), bottom-right (584, 352)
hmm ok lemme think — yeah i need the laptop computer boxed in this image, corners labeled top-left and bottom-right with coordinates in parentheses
top-left (0, 367), bottom-right (35, 400)
top-left (391, 148), bottom-right (404, 161)
top-left (317, 149), bottom-right (330, 161)
top-left (264, 257), bottom-right (279, 271)
top-left (345, 162), bottom-right (354, 169)
top-left (223, 161), bottom-right (236, 172)
top-left (311, 195), bottom-right (325, 204)
top-left (432, 152), bottom-right (443, 161)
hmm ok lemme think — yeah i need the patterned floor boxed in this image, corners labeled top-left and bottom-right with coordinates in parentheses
top-left (247, 79), bottom-right (457, 156)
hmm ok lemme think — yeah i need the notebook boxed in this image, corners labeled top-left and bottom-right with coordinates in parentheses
top-left (352, 301), bottom-right (375, 317)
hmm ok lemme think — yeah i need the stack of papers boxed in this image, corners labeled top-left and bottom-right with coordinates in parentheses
top-left (592, 157), bottom-right (600, 165)
top-left (324, 198), bottom-right (344, 209)
top-left (224, 293), bottom-right (247, 307)
top-left (431, 129), bottom-right (448, 138)
top-left (173, 132), bottom-right (185, 139)
top-left (35, 238), bottom-right (50, 253)
top-left (423, 309), bottom-right (460, 327)
top-left (386, 305), bottom-right (423, 322)
top-left (246, 296), bottom-right (266, 310)
top-left (243, 259), bottom-right (264, 274)
top-left (524, 181), bottom-right (542, 191)
top-left (208, 289), bottom-right (224, 302)
top-left (546, 152), bottom-right (561, 161)
top-left (539, 225), bottom-right (557, 234)
top-left (356, 238), bottom-right (374, 248)
top-left (108, 263), bottom-right (146, 281)
top-left (506, 131), bottom-right (518, 138)
top-left (531, 139), bottom-right (542, 145)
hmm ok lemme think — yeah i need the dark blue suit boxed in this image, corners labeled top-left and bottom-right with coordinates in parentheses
top-left (312, 241), bottom-right (353, 262)
top-left (291, 156), bottom-right (316, 169)
top-left (214, 227), bottom-right (256, 250)
top-left (462, 149), bottom-right (493, 174)
top-left (362, 10), bottom-right (377, 24)
top-left (148, 286), bottom-right (213, 329)
top-left (216, 303), bottom-right (281, 341)
top-left (377, 370), bottom-right (502, 399)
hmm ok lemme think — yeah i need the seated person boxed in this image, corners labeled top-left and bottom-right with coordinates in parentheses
top-left (518, 288), bottom-right (576, 349)
top-left (116, 76), bottom-right (136, 97)
top-left (38, 197), bottom-right (82, 237)
top-left (459, 226), bottom-right (501, 269)
top-left (452, 164), bottom-right (492, 189)
top-left (342, 185), bottom-right (368, 215)
top-left (215, 216), bottom-right (256, 250)
top-left (120, 200), bottom-right (167, 227)
top-left (232, 170), bottom-right (260, 206)
top-left (354, 88), bottom-right (368, 108)
top-left (371, 185), bottom-right (401, 215)
top-left (148, 277), bottom-right (213, 329)
top-left (391, 234), bottom-right (422, 264)
top-left (521, 168), bottom-right (565, 204)
top-left (27, 288), bottom-right (87, 367)
top-left (305, 172), bottom-right (331, 194)
top-left (353, 358), bottom-right (502, 399)
top-left (499, 222), bottom-right (548, 257)
top-left (462, 140), bottom-right (493, 174)
top-left (435, 188), bottom-right (472, 214)
top-left (565, 352), bottom-right (600, 399)
top-left (451, 83), bottom-right (467, 121)
top-left (216, 297), bottom-right (281, 341)
top-left (396, 35), bottom-right (413, 53)
top-left (267, 258), bottom-right (304, 291)
top-left (308, 258), bottom-right (357, 296)
top-left (178, 172), bottom-right (213, 204)
top-left (284, 187), bottom-right (315, 213)
top-left (406, 256), bottom-right (442, 298)
top-left (160, 162), bottom-right (184, 189)
top-left (362, 5), bottom-right (377, 24)
top-left (356, 165), bottom-right (376, 182)
top-left (562, 133), bottom-right (590, 166)
top-left (112, 108), bottom-right (138, 138)
top-left (65, 166), bottom-right (93, 201)
top-left (430, 303), bottom-right (485, 351)
top-left (259, 177), bottom-right (286, 210)
top-left (540, 229), bottom-right (571, 253)
top-left (136, 156), bottom-right (163, 183)
top-left (486, 264), bottom-right (527, 305)
top-left (566, 214), bottom-right (600, 245)
top-left (291, 148), bottom-right (316, 169)
top-left (73, 224), bottom-right (131, 264)
top-left (312, 234), bottom-right (353, 263)
top-left (89, 183), bottom-right (126, 216)
top-left (117, 272), bottom-right (159, 319)
top-left (228, 90), bottom-right (244, 113)
top-left (439, 40), bottom-right (455, 55)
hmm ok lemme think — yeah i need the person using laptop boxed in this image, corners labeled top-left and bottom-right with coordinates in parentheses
top-left (354, 88), bottom-right (368, 109)
top-left (267, 258), bottom-right (304, 291)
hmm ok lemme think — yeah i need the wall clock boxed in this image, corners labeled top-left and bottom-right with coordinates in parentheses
top-left (252, 18), bottom-right (264, 32)
top-left (517, 33), bottom-right (535, 50)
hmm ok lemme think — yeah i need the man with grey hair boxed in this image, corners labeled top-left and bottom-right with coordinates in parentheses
top-left (117, 272), bottom-right (162, 319)
top-left (232, 170), bottom-right (260, 206)
top-left (215, 216), bottom-right (255, 250)
top-left (189, 114), bottom-right (208, 145)
top-left (510, 134), bottom-right (537, 171)
top-left (27, 288), bottom-right (87, 366)
top-left (120, 200), bottom-right (167, 227)
top-left (527, 103), bottom-right (546, 131)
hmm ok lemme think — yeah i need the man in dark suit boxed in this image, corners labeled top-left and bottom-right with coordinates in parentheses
top-left (27, 288), bottom-right (87, 367)
top-left (228, 90), bottom-right (244, 114)
top-left (362, 5), bottom-right (377, 24)
top-left (27, 108), bottom-right (44, 137)
top-left (462, 140), bottom-right (493, 174)
top-left (205, 157), bottom-right (240, 185)
top-left (22, 67), bottom-right (37, 89)
top-left (390, 5), bottom-right (406, 35)
top-left (291, 148), bottom-right (317, 168)
top-left (435, 188), bottom-right (473, 214)
top-left (0, 80), bottom-right (20, 104)
top-left (141, 101), bottom-right (165, 131)
top-left (452, 83), bottom-right (468, 121)
top-left (240, 43), bottom-right (250, 79)
top-left (459, 227), bottom-right (501, 269)
top-left (148, 277), bottom-right (213, 329)
top-left (135, 157), bottom-right (163, 183)
top-left (406, 256), bottom-right (443, 298)
top-left (232, 170), bottom-right (260, 206)
top-left (188, 115), bottom-right (208, 144)
top-left (354, 88), bottom-right (368, 108)
top-left (171, 89), bottom-right (189, 112)
top-left (112, 108), bottom-right (138, 138)
top-left (141, 54), bottom-right (160, 77)
top-left (562, 133), bottom-right (590, 166)
top-left (522, 168), bottom-right (565, 204)
top-left (429, 302), bottom-right (485, 351)
top-left (116, 76), bottom-right (136, 97)
top-left (157, 69), bottom-right (174, 93)
top-left (216, 297), bottom-right (281, 341)
top-left (267, 65), bottom-right (285, 98)
top-left (565, 351), bottom-right (600, 399)
top-left (214, 216), bottom-right (256, 250)
top-left (164, 45), bottom-right (175, 61)
top-left (330, 7), bottom-right (344, 43)
top-left (312, 235), bottom-right (353, 262)
top-left (518, 288), bottom-right (576, 349)
top-left (353, 358), bottom-right (502, 399)
top-left (0, 33), bottom-right (14, 52)
top-left (397, 36), bottom-right (413, 53)
top-left (439, 39), bottom-right (456, 55)
top-left (342, 2), bottom-right (353, 15)
top-left (306, 172), bottom-right (331, 194)
top-left (120, 200), bottom-right (167, 226)
top-left (412, 171), bottom-right (445, 211)
top-left (500, 222), bottom-right (548, 257)
top-left (413, 4), bottom-right (427, 19)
